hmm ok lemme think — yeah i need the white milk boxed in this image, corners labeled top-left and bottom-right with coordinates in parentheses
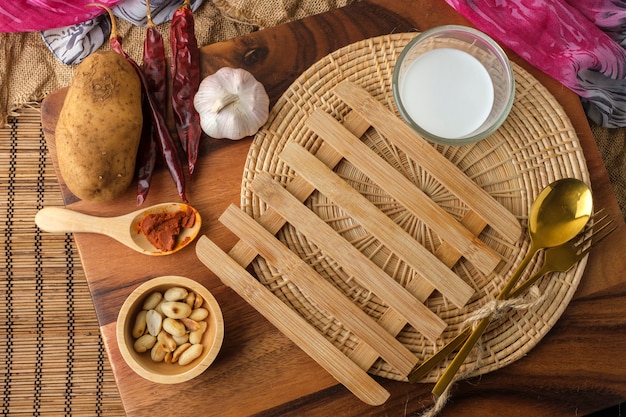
top-left (400, 48), bottom-right (494, 139)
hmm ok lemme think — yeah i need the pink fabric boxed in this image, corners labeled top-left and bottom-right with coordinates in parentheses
top-left (566, 0), bottom-right (626, 38)
top-left (444, 0), bottom-right (626, 127)
top-left (0, 0), bottom-right (125, 32)
top-left (444, 0), bottom-right (626, 91)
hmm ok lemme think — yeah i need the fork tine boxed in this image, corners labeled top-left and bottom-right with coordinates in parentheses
top-left (574, 212), bottom-right (617, 253)
top-left (590, 219), bottom-right (618, 244)
top-left (592, 207), bottom-right (606, 216)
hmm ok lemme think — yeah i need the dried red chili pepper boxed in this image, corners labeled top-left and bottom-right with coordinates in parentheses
top-left (88, 3), bottom-right (187, 203)
top-left (170, 0), bottom-right (202, 176)
top-left (136, 0), bottom-right (166, 205)
top-left (142, 0), bottom-right (166, 114)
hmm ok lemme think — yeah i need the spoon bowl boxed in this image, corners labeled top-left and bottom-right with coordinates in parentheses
top-left (528, 178), bottom-right (593, 249)
top-left (35, 203), bottom-right (201, 256)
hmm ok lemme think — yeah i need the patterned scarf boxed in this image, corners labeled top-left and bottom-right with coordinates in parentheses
top-left (445, 0), bottom-right (626, 128)
top-left (43, 0), bottom-right (203, 65)
top-left (0, 0), bottom-right (203, 65)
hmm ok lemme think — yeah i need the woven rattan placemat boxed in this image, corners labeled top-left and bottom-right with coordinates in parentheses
top-left (0, 107), bottom-right (125, 416)
top-left (241, 33), bottom-right (591, 382)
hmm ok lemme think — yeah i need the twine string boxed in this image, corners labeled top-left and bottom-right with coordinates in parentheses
top-left (462, 285), bottom-right (548, 330)
top-left (417, 286), bottom-right (549, 417)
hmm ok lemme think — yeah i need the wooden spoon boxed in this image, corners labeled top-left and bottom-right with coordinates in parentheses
top-left (35, 203), bottom-right (201, 256)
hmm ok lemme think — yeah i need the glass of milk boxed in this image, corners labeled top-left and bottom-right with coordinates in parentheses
top-left (392, 26), bottom-right (515, 145)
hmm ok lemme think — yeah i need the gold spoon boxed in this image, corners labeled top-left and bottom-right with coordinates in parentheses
top-left (35, 203), bottom-right (201, 256)
top-left (431, 178), bottom-right (593, 396)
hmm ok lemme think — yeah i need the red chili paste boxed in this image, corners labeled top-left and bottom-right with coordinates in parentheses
top-left (138, 206), bottom-right (196, 251)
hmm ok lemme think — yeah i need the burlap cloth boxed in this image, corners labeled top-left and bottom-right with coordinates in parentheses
top-left (0, 1), bottom-right (624, 415)
top-left (592, 125), bottom-right (626, 217)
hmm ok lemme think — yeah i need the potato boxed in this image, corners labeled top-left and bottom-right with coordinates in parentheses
top-left (56, 51), bottom-right (142, 202)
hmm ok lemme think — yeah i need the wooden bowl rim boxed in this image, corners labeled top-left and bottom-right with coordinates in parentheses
top-left (116, 275), bottom-right (224, 384)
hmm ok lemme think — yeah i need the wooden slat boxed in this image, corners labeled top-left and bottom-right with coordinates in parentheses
top-left (227, 111), bottom-right (371, 267)
top-left (195, 236), bottom-right (391, 406)
top-left (250, 172), bottom-right (447, 342)
top-left (333, 80), bottom-right (522, 243)
top-left (279, 141), bottom-right (475, 308)
top-left (306, 109), bottom-right (500, 275)
top-left (349, 211), bottom-right (487, 371)
top-left (219, 205), bottom-right (419, 375)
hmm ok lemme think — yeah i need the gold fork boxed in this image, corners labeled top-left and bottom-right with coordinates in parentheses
top-left (408, 211), bottom-right (617, 384)
top-left (508, 211), bottom-right (616, 298)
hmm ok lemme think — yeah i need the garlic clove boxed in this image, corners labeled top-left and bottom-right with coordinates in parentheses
top-left (194, 67), bottom-right (270, 140)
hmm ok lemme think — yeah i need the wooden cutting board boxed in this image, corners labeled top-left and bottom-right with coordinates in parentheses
top-left (40, 0), bottom-right (626, 416)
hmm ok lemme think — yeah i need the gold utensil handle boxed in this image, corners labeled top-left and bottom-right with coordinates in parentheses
top-left (432, 246), bottom-right (538, 396)
top-left (409, 258), bottom-right (543, 384)
top-left (408, 327), bottom-right (471, 383)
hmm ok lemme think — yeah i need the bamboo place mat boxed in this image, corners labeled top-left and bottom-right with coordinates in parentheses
top-left (241, 33), bottom-right (591, 382)
top-left (0, 107), bottom-right (125, 416)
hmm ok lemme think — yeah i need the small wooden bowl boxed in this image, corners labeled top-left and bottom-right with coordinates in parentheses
top-left (116, 276), bottom-right (224, 384)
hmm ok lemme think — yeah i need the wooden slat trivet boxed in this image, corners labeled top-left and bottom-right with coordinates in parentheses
top-left (195, 79), bottom-right (519, 402)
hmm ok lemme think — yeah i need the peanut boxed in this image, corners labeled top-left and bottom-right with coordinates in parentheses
top-left (189, 308), bottom-right (209, 321)
top-left (158, 330), bottom-right (177, 352)
top-left (132, 310), bottom-right (147, 338)
top-left (162, 318), bottom-right (186, 337)
top-left (130, 289), bottom-right (211, 366)
top-left (189, 321), bottom-right (207, 345)
top-left (172, 342), bottom-right (191, 363)
top-left (151, 341), bottom-right (168, 362)
top-left (178, 344), bottom-right (203, 366)
top-left (161, 301), bottom-right (192, 319)
top-left (153, 300), bottom-right (165, 316)
top-left (143, 291), bottom-right (163, 311)
top-left (133, 334), bottom-right (156, 353)
top-left (146, 309), bottom-right (163, 336)
top-left (164, 287), bottom-right (188, 302)
top-left (172, 333), bottom-right (189, 346)
top-left (181, 317), bottom-right (200, 332)
top-left (184, 292), bottom-right (195, 307)
top-left (193, 293), bottom-right (204, 310)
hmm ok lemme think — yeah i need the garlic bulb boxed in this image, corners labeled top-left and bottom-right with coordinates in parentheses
top-left (193, 67), bottom-right (270, 140)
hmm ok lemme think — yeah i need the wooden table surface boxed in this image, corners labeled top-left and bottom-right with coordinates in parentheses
top-left (40, 0), bottom-right (626, 416)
